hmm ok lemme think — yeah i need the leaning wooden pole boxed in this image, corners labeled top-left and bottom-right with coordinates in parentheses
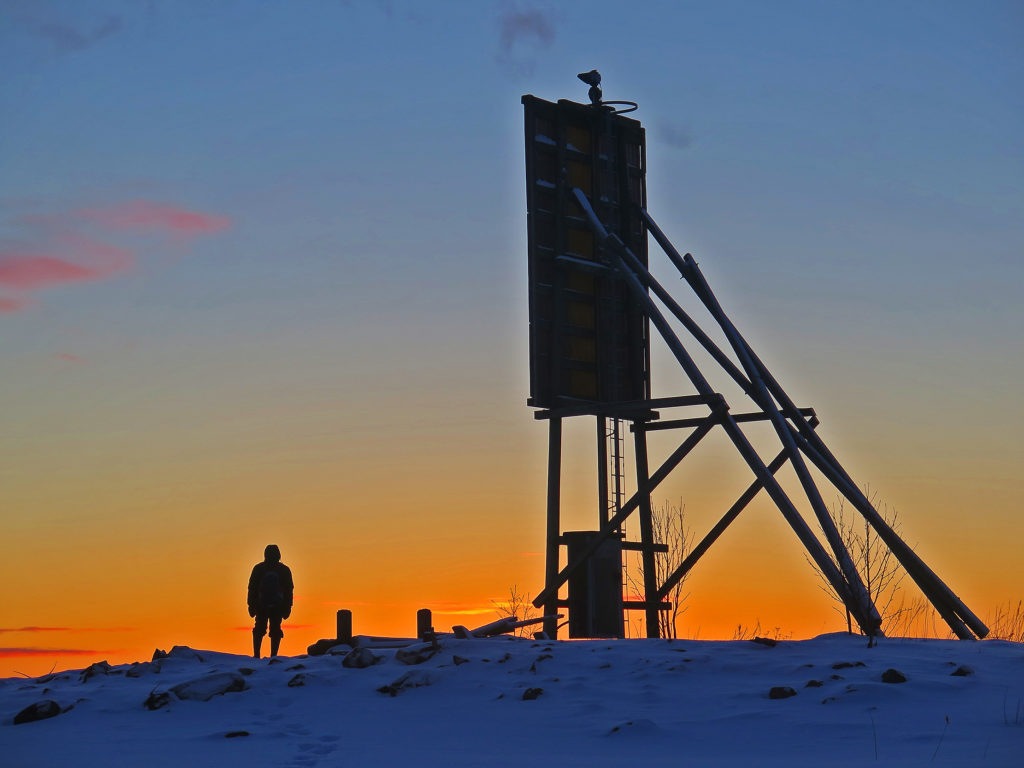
top-left (680, 253), bottom-right (882, 635)
top-left (642, 208), bottom-right (986, 640)
top-left (571, 188), bottom-right (860, 616)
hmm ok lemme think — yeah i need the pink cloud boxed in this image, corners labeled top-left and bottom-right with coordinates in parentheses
top-left (0, 626), bottom-right (134, 633)
top-left (1, 197), bottom-right (228, 316)
top-left (0, 234), bottom-right (133, 297)
top-left (0, 647), bottom-right (105, 657)
top-left (57, 353), bottom-right (84, 362)
top-left (0, 627), bottom-right (71, 633)
top-left (76, 200), bottom-right (232, 235)
top-left (0, 296), bottom-right (30, 314)
top-left (0, 254), bottom-right (101, 290)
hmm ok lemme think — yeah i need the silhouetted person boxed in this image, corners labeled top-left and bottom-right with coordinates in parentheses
top-left (247, 544), bottom-right (294, 658)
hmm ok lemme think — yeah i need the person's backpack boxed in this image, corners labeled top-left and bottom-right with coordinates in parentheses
top-left (258, 569), bottom-right (285, 612)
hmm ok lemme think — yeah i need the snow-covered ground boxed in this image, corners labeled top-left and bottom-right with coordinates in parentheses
top-left (2, 633), bottom-right (1023, 767)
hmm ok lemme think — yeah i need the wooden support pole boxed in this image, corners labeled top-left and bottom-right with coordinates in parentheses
top-left (597, 416), bottom-right (609, 527)
top-left (682, 253), bottom-right (881, 636)
top-left (639, 408), bottom-right (815, 432)
top-left (336, 610), bottom-right (352, 644)
top-left (543, 417), bottom-right (562, 639)
top-left (633, 423), bottom-right (660, 638)
top-left (417, 608), bottom-right (433, 640)
top-left (532, 416), bottom-right (717, 609)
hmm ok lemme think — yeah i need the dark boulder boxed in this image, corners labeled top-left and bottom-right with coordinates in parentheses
top-left (522, 687), bottom-right (544, 701)
top-left (769, 686), bottom-right (797, 699)
top-left (170, 672), bottom-right (246, 701)
top-left (881, 669), bottom-right (907, 684)
top-left (342, 647), bottom-right (382, 669)
top-left (143, 690), bottom-right (170, 711)
top-left (79, 661), bottom-right (112, 682)
top-left (13, 700), bottom-right (62, 725)
top-left (395, 643), bottom-right (438, 666)
top-left (377, 670), bottom-right (433, 697)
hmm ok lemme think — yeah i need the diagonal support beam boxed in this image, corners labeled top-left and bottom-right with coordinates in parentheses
top-left (532, 415), bottom-right (718, 609)
top-left (654, 415), bottom-right (819, 602)
top-left (569, 188), bottom-right (860, 618)
top-left (680, 251), bottom-right (881, 635)
top-left (643, 207), bottom-right (985, 639)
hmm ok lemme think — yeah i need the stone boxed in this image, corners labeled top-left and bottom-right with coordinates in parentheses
top-left (170, 672), bottom-right (246, 701)
top-left (166, 646), bottom-right (204, 662)
top-left (126, 662), bottom-right (158, 679)
top-left (832, 661), bottom-right (866, 670)
top-left (751, 637), bottom-right (777, 647)
top-left (377, 671), bottom-right (433, 697)
top-left (395, 643), bottom-right (438, 666)
top-left (452, 655), bottom-right (470, 666)
top-left (951, 665), bottom-right (974, 677)
top-left (287, 674), bottom-right (306, 688)
top-left (13, 700), bottom-right (62, 725)
top-left (152, 649), bottom-right (168, 661)
top-left (307, 638), bottom-right (348, 656)
top-left (225, 731), bottom-right (249, 738)
top-left (881, 669), bottom-right (907, 684)
top-left (769, 686), bottom-right (797, 699)
top-left (79, 661), bottom-right (113, 682)
top-left (522, 687), bottom-right (544, 701)
top-left (143, 691), bottom-right (170, 711)
top-left (342, 647), bottom-right (382, 669)
top-left (805, 680), bottom-right (824, 688)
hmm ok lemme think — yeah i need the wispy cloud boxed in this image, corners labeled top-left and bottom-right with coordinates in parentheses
top-left (658, 122), bottom-right (693, 150)
top-left (11, 5), bottom-right (123, 55)
top-left (0, 199), bottom-right (231, 315)
top-left (75, 201), bottom-right (232, 236)
top-left (0, 647), bottom-right (107, 657)
top-left (0, 296), bottom-right (30, 314)
top-left (0, 627), bottom-right (71, 633)
top-left (0, 247), bottom-right (133, 292)
top-left (0, 626), bottom-right (135, 633)
top-left (497, 5), bottom-right (557, 74)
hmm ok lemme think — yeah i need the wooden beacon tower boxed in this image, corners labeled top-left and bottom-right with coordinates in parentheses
top-left (522, 74), bottom-right (988, 642)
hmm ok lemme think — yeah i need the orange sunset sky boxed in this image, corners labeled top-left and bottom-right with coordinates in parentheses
top-left (2, 2), bottom-right (1022, 677)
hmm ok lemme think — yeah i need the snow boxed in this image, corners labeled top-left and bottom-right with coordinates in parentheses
top-left (2, 634), bottom-right (1023, 767)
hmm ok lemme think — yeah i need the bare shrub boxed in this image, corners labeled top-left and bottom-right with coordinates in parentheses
top-left (731, 621), bottom-right (792, 641)
top-left (807, 488), bottom-right (907, 634)
top-left (491, 585), bottom-right (538, 637)
top-left (626, 498), bottom-right (692, 639)
top-left (988, 600), bottom-right (1024, 642)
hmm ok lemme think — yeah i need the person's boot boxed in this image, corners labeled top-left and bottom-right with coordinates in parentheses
top-left (253, 632), bottom-right (262, 659)
top-left (270, 636), bottom-right (281, 657)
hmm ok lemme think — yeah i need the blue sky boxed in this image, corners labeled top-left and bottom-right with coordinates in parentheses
top-left (1, 1), bottom-right (1022, 670)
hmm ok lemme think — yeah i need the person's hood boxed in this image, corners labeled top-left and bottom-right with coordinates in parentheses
top-left (264, 544), bottom-right (281, 563)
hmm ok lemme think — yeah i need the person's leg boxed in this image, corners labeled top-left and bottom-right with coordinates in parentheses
top-left (253, 615), bottom-right (268, 658)
top-left (269, 614), bottom-right (283, 657)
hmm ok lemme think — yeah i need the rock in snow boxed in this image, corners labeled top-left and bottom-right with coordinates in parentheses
top-left (13, 699), bottom-right (62, 725)
top-left (169, 672), bottom-right (246, 701)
